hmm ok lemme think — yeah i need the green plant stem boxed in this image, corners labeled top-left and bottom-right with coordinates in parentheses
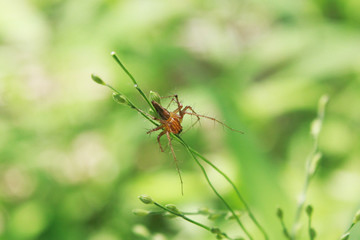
top-left (98, 52), bottom-right (268, 240)
top-left (308, 215), bottom-right (314, 240)
top-left (105, 84), bottom-right (159, 126)
top-left (111, 52), bottom-right (157, 114)
top-left (153, 201), bottom-right (235, 240)
top-left (340, 220), bottom-right (358, 240)
top-left (153, 201), bottom-right (211, 232)
top-left (280, 219), bottom-right (291, 240)
top-left (188, 144), bottom-right (269, 240)
top-left (173, 135), bottom-right (253, 240)
top-left (291, 96), bottom-right (328, 239)
top-left (291, 149), bottom-right (315, 239)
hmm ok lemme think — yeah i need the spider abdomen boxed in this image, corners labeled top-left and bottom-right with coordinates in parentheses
top-left (166, 117), bottom-right (182, 134)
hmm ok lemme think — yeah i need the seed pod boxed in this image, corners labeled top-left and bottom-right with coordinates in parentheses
top-left (165, 204), bottom-right (181, 215)
top-left (149, 91), bottom-right (161, 104)
top-left (340, 233), bottom-right (350, 240)
top-left (138, 195), bottom-right (153, 204)
top-left (91, 74), bottom-right (105, 85)
top-left (132, 209), bottom-right (150, 216)
top-left (276, 208), bottom-right (284, 219)
top-left (306, 205), bottom-right (313, 217)
top-left (353, 209), bottom-right (360, 224)
top-left (113, 93), bottom-right (131, 107)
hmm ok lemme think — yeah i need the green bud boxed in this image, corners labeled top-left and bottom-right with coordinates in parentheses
top-left (112, 93), bottom-right (130, 106)
top-left (132, 209), bottom-right (150, 216)
top-left (310, 228), bottom-right (316, 238)
top-left (309, 152), bottom-right (322, 176)
top-left (311, 118), bottom-right (322, 137)
top-left (91, 74), bottom-right (105, 85)
top-left (211, 227), bottom-right (221, 234)
top-left (353, 209), bottom-right (360, 224)
top-left (149, 91), bottom-right (161, 104)
top-left (319, 95), bottom-right (329, 110)
top-left (306, 205), bottom-right (313, 217)
top-left (276, 207), bottom-right (284, 219)
top-left (216, 234), bottom-right (224, 239)
top-left (138, 195), bottom-right (153, 204)
top-left (226, 210), bottom-right (243, 220)
top-left (198, 207), bottom-right (210, 215)
top-left (340, 233), bottom-right (350, 240)
top-left (165, 204), bottom-right (181, 214)
top-left (208, 213), bottom-right (223, 220)
top-left (132, 224), bottom-right (150, 237)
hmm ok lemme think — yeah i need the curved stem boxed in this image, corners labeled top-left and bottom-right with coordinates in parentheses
top-left (153, 201), bottom-right (211, 232)
top-left (111, 52), bottom-right (157, 114)
top-left (291, 95), bottom-right (328, 239)
top-left (174, 136), bottom-right (253, 240)
top-left (189, 146), bottom-right (269, 240)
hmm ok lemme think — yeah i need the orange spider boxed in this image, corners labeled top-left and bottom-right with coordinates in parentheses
top-left (146, 95), bottom-right (243, 195)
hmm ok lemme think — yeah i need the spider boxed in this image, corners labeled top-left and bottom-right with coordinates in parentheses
top-left (145, 94), bottom-right (243, 195)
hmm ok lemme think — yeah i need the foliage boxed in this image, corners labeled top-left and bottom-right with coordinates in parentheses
top-left (1, 0), bottom-right (360, 239)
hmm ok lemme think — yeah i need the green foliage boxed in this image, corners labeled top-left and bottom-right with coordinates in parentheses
top-left (1, 0), bottom-right (360, 239)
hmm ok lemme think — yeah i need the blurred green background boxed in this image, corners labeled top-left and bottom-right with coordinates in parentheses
top-left (1, 0), bottom-right (360, 239)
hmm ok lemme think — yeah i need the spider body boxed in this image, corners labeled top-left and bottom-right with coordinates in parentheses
top-left (146, 94), bottom-right (243, 195)
top-left (151, 100), bottom-right (183, 134)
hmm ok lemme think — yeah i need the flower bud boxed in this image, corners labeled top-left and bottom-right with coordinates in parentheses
top-left (132, 224), bottom-right (150, 237)
top-left (226, 210), bottom-right (243, 220)
top-left (113, 93), bottom-right (130, 106)
top-left (311, 118), bottom-right (322, 137)
top-left (149, 91), bottom-right (161, 104)
top-left (340, 233), bottom-right (350, 240)
top-left (310, 228), bottom-right (316, 238)
top-left (165, 204), bottom-right (181, 215)
top-left (132, 209), bottom-right (150, 216)
top-left (138, 195), bottom-right (153, 204)
top-left (91, 74), bottom-right (105, 85)
top-left (319, 95), bottom-right (329, 110)
top-left (208, 213), bottom-right (222, 220)
top-left (353, 209), bottom-right (360, 224)
top-left (211, 227), bottom-right (221, 234)
top-left (276, 207), bottom-right (284, 219)
top-left (198, 207), bottom-right (210, 215)
top-left (306, 205), bottom-right (313, 217)
top-left (309, 152), bottom-right (322, 176)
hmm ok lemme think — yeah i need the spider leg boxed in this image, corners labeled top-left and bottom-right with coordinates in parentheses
top-left (156, 130), bottom-right (166, 152)
top-left (146, 125), bottom-right (163, 134)
top-left (161, 95), bottom-right (183, 114)
top-left (166, 131), bottom-right (184, 196)
top-left (173, 95), bottom-right (183, 114)
top-left (162, 96), bottom-right (176, 109)
top-left (184, 111), bottom-right (244, 134)
top-left (181, 106), bottom-right (201, 124)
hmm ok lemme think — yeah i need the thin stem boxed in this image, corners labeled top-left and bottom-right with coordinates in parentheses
top-left (339, 209), bottom-right (360, 240)
top-left (276, 208), bottom-right (291, 240)
top-left (98, 53), bottom-right (267, 240)
top-left (291, 95), bottom-right (329, 239)
top-left (153, 201), bottom-right (235, 240)
top-left (189, 145), bottom-right (269, 240)
top-left (174, 135), bottom-right (253, 240)
top-left (308, 215), bottom-right (314, 240)
top-left (105, 84), bottom-right (159, 126)
top-left (281, 219), bottom-right (291, 240)
top-left (153, 201), bottom-right (211, 232)
top-left (111, 52), bottom-right (157, 114)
